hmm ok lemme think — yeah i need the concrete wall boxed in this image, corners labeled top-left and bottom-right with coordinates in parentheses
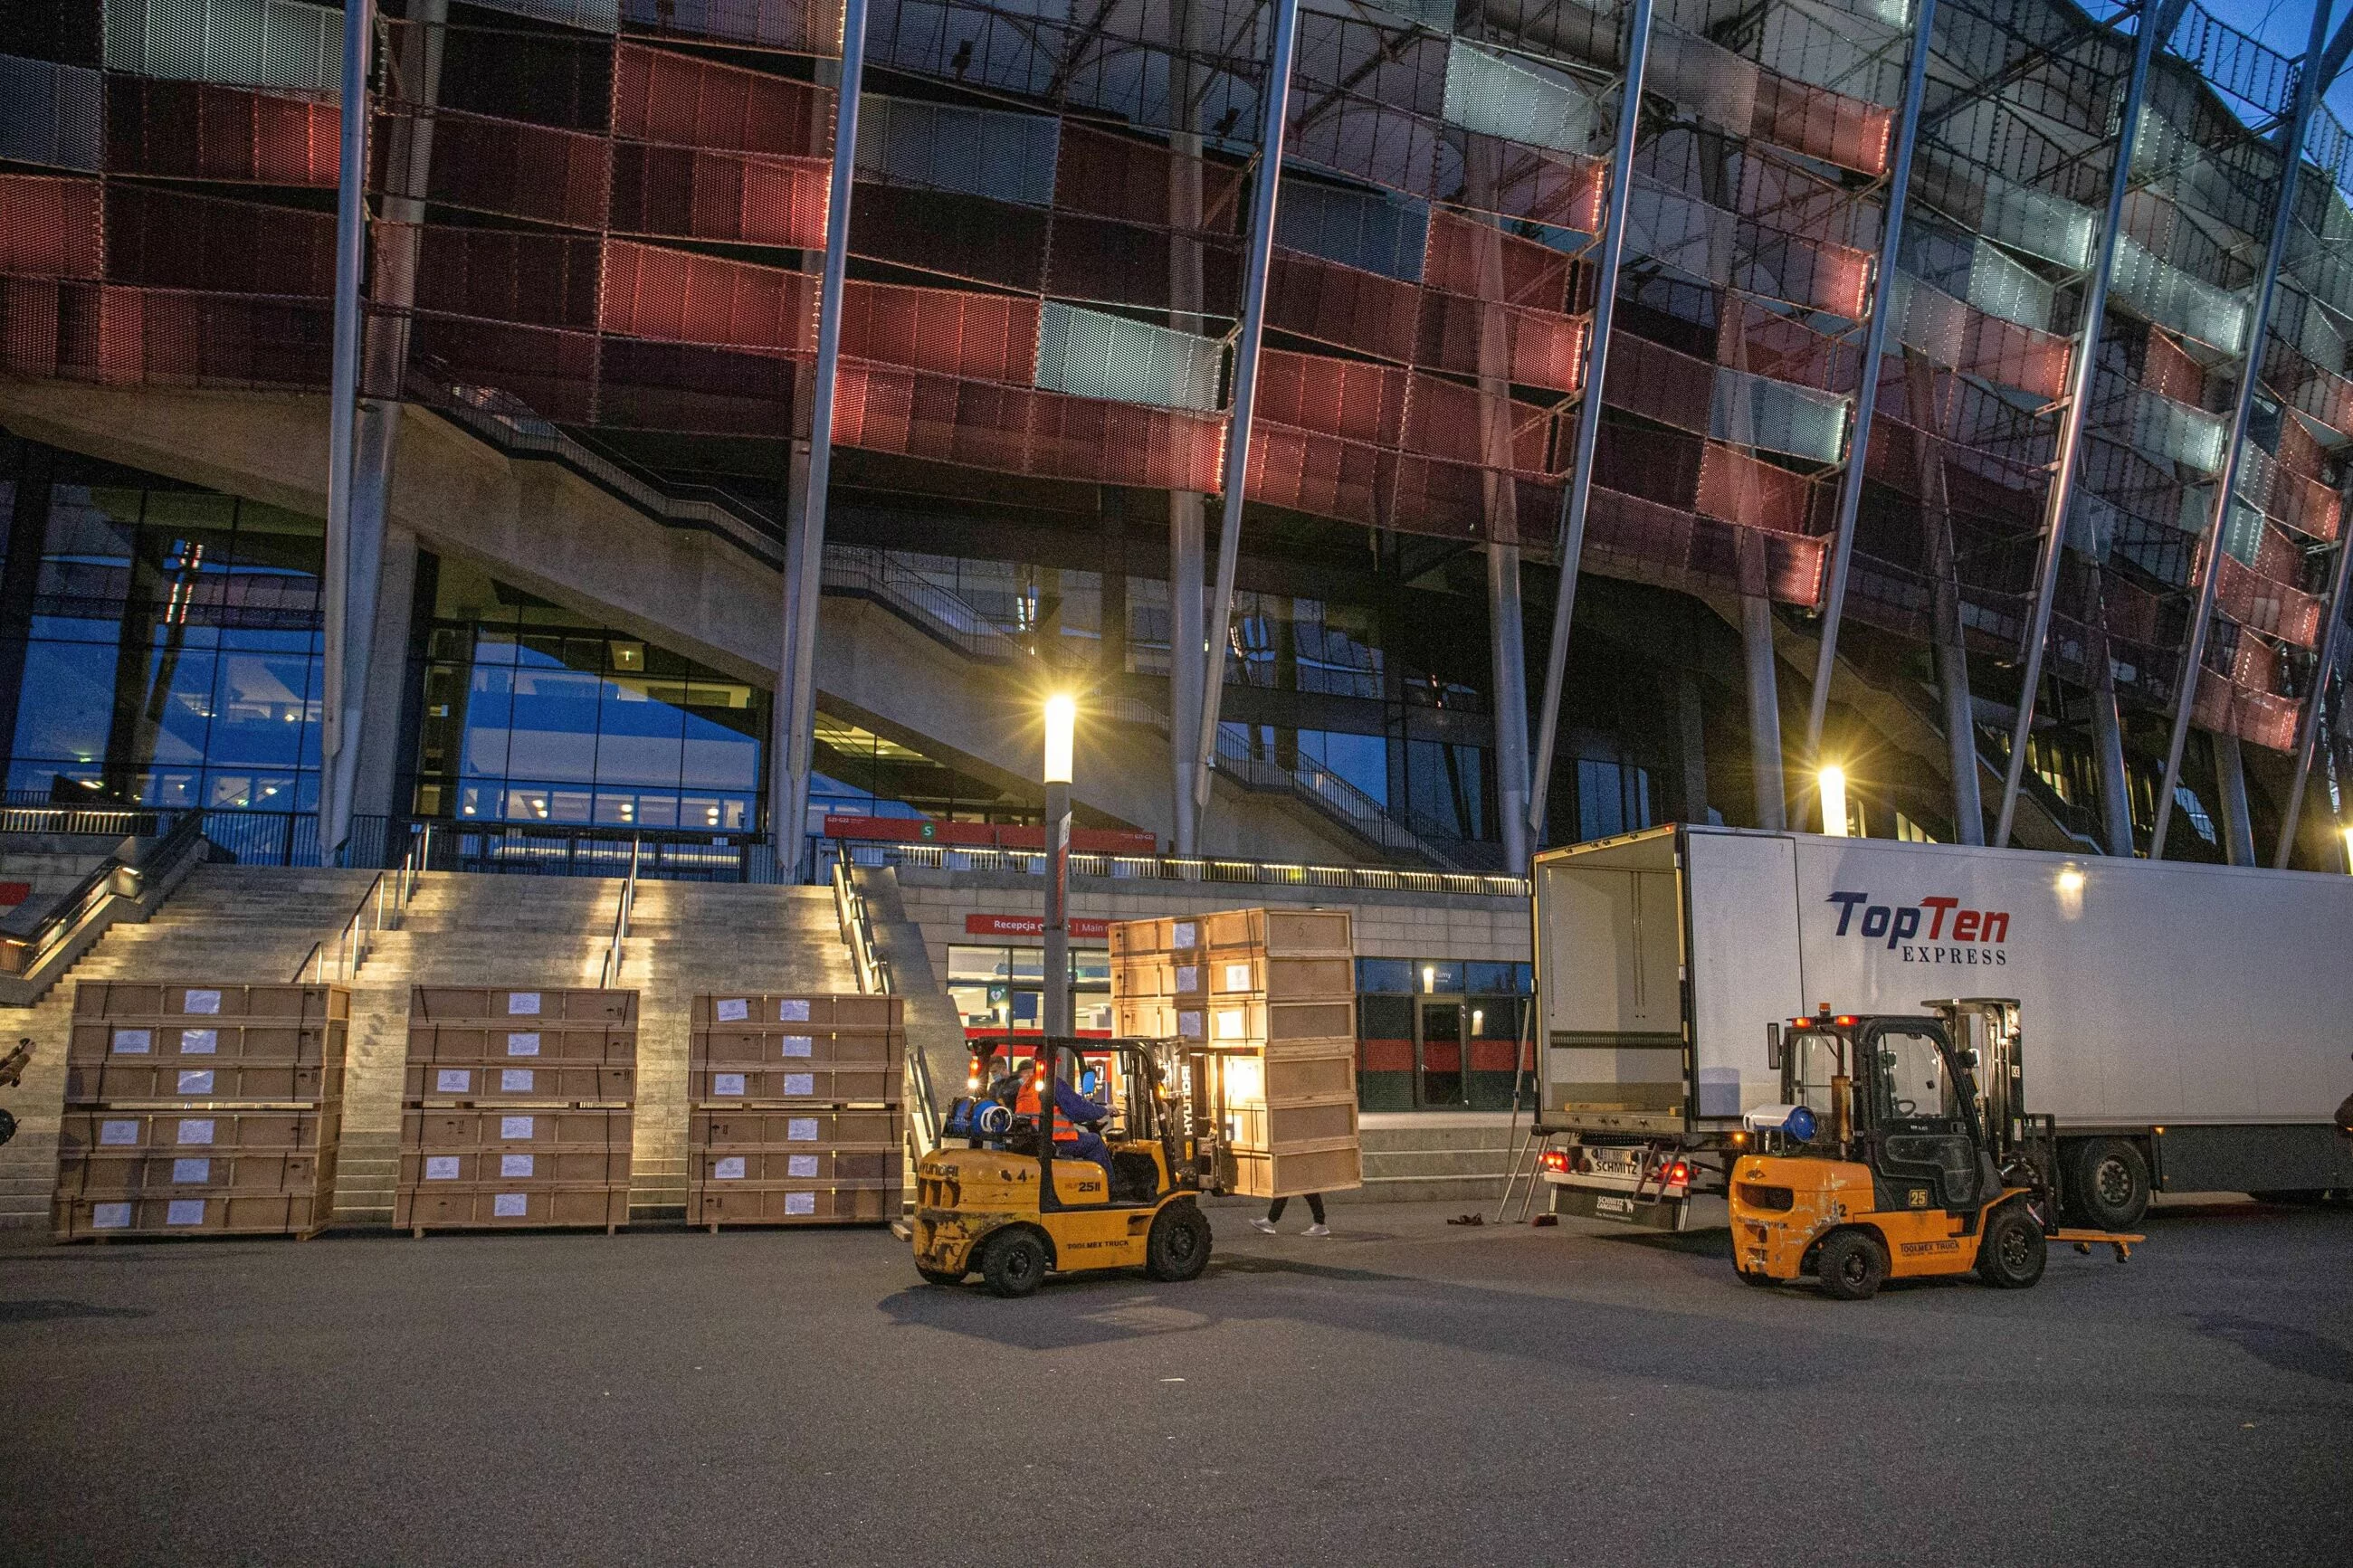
top-left (0, 839), bottom-right (117, 928)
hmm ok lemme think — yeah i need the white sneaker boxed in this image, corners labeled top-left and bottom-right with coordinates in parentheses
top-left (1303, 1223), bottom-right (1331, 1238)
top-left (1248, 1217), bottom-right (1279, 1234)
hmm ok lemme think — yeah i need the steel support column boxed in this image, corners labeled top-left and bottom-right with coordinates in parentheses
top-left (776, 0), bottom-right (871, 878)
top-left (1488, 542), bottom-right (1532, 871)
top-left (2091, 652), bottom-right (2136, 855)
top-left (2150, 0), bottom-right (2333, 860)
top-left (2213, 732), bottom-right (2256, 865)
top-left (1191, 0), bottom-right (1303, 830)
top-left (1526, 0), bottom-right (1655, 850)
top-left (1994, 0), bottom-right (2187, 848)
top-left (1803, 0), bottom-right (1941, 785)
top-left (1167, 1), bottom-right (1211, 855)
top-left (1744, 594), bottom-right (1787, 831)
top-left (319, 0), bottom-right (374, 860)
top-left (2274, 497), bottom-right (2353, 865)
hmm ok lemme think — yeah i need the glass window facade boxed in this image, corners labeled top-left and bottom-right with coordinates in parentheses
top-left (947, 943), bottom-right (1110, 1036)
top-left (407, 554), bottom-right (764, 830)
top-left (0, 457), bottom-right (325, 813)
top-left (1353, 957), bottom-right (1533, 1112)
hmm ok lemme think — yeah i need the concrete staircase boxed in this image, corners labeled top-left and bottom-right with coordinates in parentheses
top-left (0, 863), bottom-right (382, 1228)
top-left (1359, 1119), bottom-right (1518, 1205)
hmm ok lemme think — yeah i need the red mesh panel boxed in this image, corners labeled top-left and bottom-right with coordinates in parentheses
top-left (1255, 350), bottom-right (1407, 447)
top-left (1248, 424), bottom-right (1386, 527)
top-left (610, 143), bottom-right (828, 249)
top-left (599, 336), bottom-right (796, 433)
top-left (1402, 374), bottom-right (1549, 472)
top-left (2270, 337), bottom-right (2353, 437)
top-left (840, 280), bottom-right (1034, 384)
top-left (2214, 553), bottom-right (2321, 648)
top-left (1266, 252), bottom-right (1422, 365)
top-left (1053, 123), bottom-right (1243, 233)
top-left (1739, 223), bottom-right (1871, 319)
top-left (1423, 212), bottom-right (1570, 308)
top-left (850, 185), bottom-right (1049, 292)
top-left (2142, 329), bottom-right (2203, 406)
top-left (612, 42), bottom-right (829, 158)
top-left (2265, 464), bottom-right (2339, 542)
top-left (833, 365), bottom-right (1224, 493)
top-left (1046, 212), bottom-right (1240, 316)
top-left (0, 175), bottom-right (101, 280)
top-left (417, 227), bottom-right (604, 331)
top-left (1603, 333), bottom-right (1715, 437)
top-left (1594, 422), bottom-right (1704, 511)
top-left (600, 239), bottom-right (810, 351)
top-left (50, 285), bottom-right (331, 391)
top-left (1583, 486), bottom-right (1827, 605)
top-left (1749, 73), bottom-right (1891, 176)
top-left (2192, 669), bottom-right (2299, 752)
top-left (399, 310), bottom-right (598, 422)
top-left (2276, 411), bottom-right (2326, 480)
top-left (417, 110), bottom-right (613, 230)
top-left (107, 79), bottom-right (338, 187)
top-left (1414, 293), bottom-right (1585, 394)
top-left (104, 185), bottom-right (334, 297)
top-left (0, 278), bottom-right (62, 378)
top-left (1717, 298), bottom-right (1855, 392)
top-left (1468, 133), bottom-right (1605, 233)
top-left (1696, 442), bottom-right (1820, 535)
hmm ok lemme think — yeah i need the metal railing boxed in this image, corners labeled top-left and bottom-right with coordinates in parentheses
top-left (598, 835), bottom-right (643, 990)
top-left (0, 813), bottom-right (211, 998)
top-left (834, 837), bottom-right (1530, 898)
top-left (831, 843), bottom-right (943, 1158)
top-left (293, 825), bottom-right (433, 984)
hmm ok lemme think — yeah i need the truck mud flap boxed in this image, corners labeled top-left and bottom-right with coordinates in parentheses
top-left (1552, 1186), bottom-right (1689, 1231)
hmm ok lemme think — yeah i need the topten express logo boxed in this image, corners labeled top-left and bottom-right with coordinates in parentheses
top-left (1826, 891), bottom-right (2010, 965)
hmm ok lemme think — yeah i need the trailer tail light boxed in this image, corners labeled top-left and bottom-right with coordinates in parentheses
top-left (1539, 1148), bottom-right (1570, 1172)
top-left (1663, 1161), bottom-right (1691, 1188)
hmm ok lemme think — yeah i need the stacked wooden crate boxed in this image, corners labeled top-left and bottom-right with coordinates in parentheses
top-left (395, 988), bottom-right (637, 1236)
top-left (1110, 909), bottom-right (1362, 1198)
top-left (686, 993), bottom-right (905, 1229)
top-left (54, 982), bottom-right (348, 1240)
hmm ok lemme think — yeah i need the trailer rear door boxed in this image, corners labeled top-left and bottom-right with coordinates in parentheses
top-left (1684, 831), bottom-right (1806, 1119)
top-left (1534, 832), bottom-right (1684, 1128)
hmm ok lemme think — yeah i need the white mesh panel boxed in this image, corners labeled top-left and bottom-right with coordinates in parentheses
top-left (1711, 366), bottom-right (1852, 462)
top-left (856, 96), bottom-right (1062, 208)
top-left (2111, 237), bottom-right (2247, 354)
top-left (104, 0), bottom-right (341, 96)
top-left (1036, 303), bottom-right (1224, 413)
top-left (1442, 40), bottom-right (1601, 157)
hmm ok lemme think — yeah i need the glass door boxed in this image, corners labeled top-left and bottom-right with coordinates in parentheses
top-left (1415, 999), bottom-right (1467, 1107)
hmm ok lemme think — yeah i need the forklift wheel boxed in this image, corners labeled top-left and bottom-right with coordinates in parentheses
top-left (1815, 1229), bottom-right (1889, 1301)
top-left (917, 1267), bottom-right (966, 1288)
top-left (1976, 1202), bottom-right (2047, 1289)
top-left (979, 1230), bottom-right (1050, 1298)
top-left (1143, 1202), bottom-right (1212, 1282)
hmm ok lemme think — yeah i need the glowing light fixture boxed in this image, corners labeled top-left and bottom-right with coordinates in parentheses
top-left (1043, 693), bottom-right (1075, 784)
top-left (1820, 765), bottom-right (1850, 837)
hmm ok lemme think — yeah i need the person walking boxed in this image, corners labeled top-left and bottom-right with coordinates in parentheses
top-left (1250, 1193), bottom-right (1329, 1238)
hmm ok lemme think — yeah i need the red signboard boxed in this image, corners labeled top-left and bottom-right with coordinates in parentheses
top-left (964, 913), bottom-right (1110, 940)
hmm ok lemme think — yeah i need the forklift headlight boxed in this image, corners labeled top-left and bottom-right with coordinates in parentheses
top-left (1784, 1106), bottom-right (1817, 1142)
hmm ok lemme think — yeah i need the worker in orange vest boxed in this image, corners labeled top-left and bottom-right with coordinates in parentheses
top-left (1004, 1056), bottom-right (1113, 1176)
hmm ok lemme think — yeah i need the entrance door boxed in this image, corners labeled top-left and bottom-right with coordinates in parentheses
top-left (1415, 1000), bottom-right (1467, 1107)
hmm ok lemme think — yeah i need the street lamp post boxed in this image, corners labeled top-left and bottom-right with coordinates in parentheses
top-left (1043, 694), bottom-right (1075, 1039)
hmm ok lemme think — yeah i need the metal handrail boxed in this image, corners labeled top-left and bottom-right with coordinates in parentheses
top-left (599, 835), bottom-right (643, 990)
top-left (833, 836), bottom-right (1531, 898)
top-left (293, 823), bottom-right (432, 984)
top-left (831, 844), bottom-right (942, 1157)
top-left (0, 812), bottom-right (210, 980)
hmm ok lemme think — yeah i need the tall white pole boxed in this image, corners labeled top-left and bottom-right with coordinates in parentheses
top-left (319, 0), bottom-right (374, 862)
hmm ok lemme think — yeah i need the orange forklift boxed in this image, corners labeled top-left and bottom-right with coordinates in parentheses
top-left (1729, 999), bottom-right (2141, 1299)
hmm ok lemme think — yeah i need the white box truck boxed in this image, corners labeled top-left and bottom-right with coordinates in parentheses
top-left (1530, 825), bottom-right (2353, 1230)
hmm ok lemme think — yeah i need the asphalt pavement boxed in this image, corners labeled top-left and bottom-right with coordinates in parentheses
top-left (1, 1196), bottom-right (2347, 1567)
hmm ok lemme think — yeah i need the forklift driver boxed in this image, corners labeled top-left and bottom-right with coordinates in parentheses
top-left (996, 1058), bottom-right (1115, 1177)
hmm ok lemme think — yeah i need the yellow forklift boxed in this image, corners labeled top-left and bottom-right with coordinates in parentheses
top-left (911, 1036), bottom-right (1215, 1297)
top-left (1729, 999), bottom-right (2140, 1299)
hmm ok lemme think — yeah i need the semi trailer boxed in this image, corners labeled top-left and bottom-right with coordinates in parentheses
top-left (1529, 826), bottom-right (2353, 1231)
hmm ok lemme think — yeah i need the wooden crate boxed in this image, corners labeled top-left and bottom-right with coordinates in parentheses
top-left (687, 1181), bottom-right (900, 1229)
top-left (55, 1193), bottom-right (332, 1240)
top-left (1229, 1141), bottom-right (1362, 1199)
top-left (690, 993), bottom-right (902, 1028)
top-left (1177, 996), bottom-right (1356, 1049)
top-left (1107, 917), bottom-right (1167, 958)
top-left (691, 1147), bottom-right (898, 1185)
top-left (406, 1023), bottom-right (637, 1067)
top-left (1175, 954), bottom-right (1354, 1001)
top-left (1228, 1094), bottom-right (1359, 1152)
top-left (410, 987), bottom-right (637, 1025)
top-left (1111, 1000), bottom-right (1176, 1039)
top-left (689, 1027), bottom-right (904, 1070)
top-left (1262, 1049), bottom-right (1357, 1103)
top-left (64, 1060), bottom-right (344, 1106)
top-left (58, 1108), bottom-right (335, 1160)
top-left (74, 983), bottom-right (348, 1023)
top-left (395, 1183), bottom-right (630, 1234)
top-left (1112, 957), bottom-right (1175, 999)
top-left (59, 1149), bottom-right (334, 1196)
top-left (1201, 908), bottom-right (1353, 956)
top-left (404, 1061), bottom-right (633, 1105)
top-left (688, 1065), bottom-right (898, 1105)
top-left (68, 1019), bottom-right (345, 1067)
top-left (690, 1107), bottom-right (899, 1148)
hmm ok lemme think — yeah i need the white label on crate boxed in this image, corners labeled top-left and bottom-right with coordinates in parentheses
top-left (1224, 963), bottom-right (1252, 993)
top-left (786, 1154), bottom-right (818, 1178)
top-left (1175, 966), bottom-right (1198, 993)
top-left (716, 998), bottom-right (748, 1022)
top-left (1177, 1011), bottom-right (1203, 1039)
top-left (784, 1191), bottom-right (815, 1215)
top-left (171, 1157), bottom-right (211, 1183)
top-left (507, 992), bottom-right (541, 1016)
top-left (436, 1069), bottom-right (472, 1093)
top-left (176, 1118), bottom-right (214, 1145)
top-left (500, 1154), bottom-right (534, 1178)
top-left (505, 1032), bottom-right (540, 1057)
top-left (425, 1156), bottom-right (461, 1181)
top-left (714, 1155), bottom-right (747, 1181)
top-left (782, 1072), bottom-right (814, 1097)
top-left (1215, 1009), bottom-right (1246, 1041)
top-left (111, 1028), bottom-right (152, 1054)
top-left (1170, 921), bottom-right (1196, 949)
top-left (91, 1202), bottom-right (132, 1230)
top-left (500, 1069), bottom-right (534, 1092)
top-left (180, 1029), bottom-right (217, 1055)
top-left (167, 1199), bottom-right (206, 1226)
top-left (492, 1192), bottom-right (529, 1217)
top-left (786, 1117), bottom-right (818, 1141)
top-left (100, 1119), bottom-right (139, 1145)
top-left (176, 1069), bottom-right (215, 1095)
top-left (778, 999), bottom-right (811, 1022)
top-left (183, 989), bottom-right (221, 1015)
top-left (500, 1116), bottom-right (535, 1139)
top-left (713, 1072), bottom-right (746, 1098)
top-left (780, 1035), bottom-right (813, 1058)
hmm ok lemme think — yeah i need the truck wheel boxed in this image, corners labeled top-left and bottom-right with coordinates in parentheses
top-left (978, 1229), bottom-right (1049, 1298)
top-left (917, 1266), bottom-right (965, 1287)
top-left (2069, 1138), bottom-right (2150, 1229)
top-left (1143, 1202), bottom-right (1212, 1282)
top-left (1976, 1202), bottom-right (2047, 1289)
top-left (1815, 1229), bottom-right (1888, 1301)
